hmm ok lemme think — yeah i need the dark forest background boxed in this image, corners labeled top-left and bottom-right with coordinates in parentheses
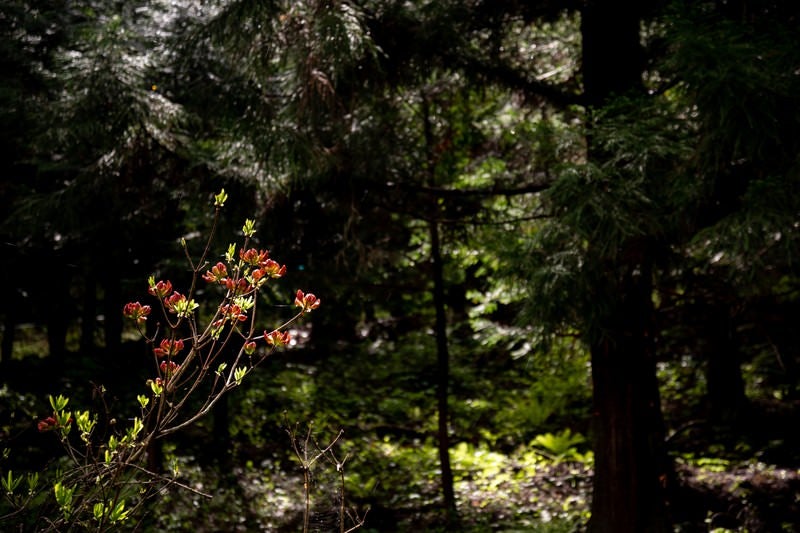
top-left (2, 1), bottom-right (800, 531)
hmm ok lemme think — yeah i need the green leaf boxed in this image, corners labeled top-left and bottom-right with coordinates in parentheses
top-left (53, 481), bottom-right (75, 519)
top-left (137, 394), bottom-right (150, 409)
top-left (27, 472), bottom-right (38, 494)
top-left (109, 500), bottom-right (130, 523)
top-left (75, 410), bottom-right (97, 441)
top-left (233, 365), bottom-right (247, 386)
top-left (214, 188), bottom-right (228, 207)
top-left (2, 470), bottom-right (22, 494)
top-left (49, 394), bottom-right (69, 412)
top-left (225, 243), bottom-right (237, 263)
top-left (242, 218), bottom-right (256, 237)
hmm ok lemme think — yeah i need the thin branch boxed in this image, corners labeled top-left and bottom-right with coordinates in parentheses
top-left (450, 53), bottom-right (584, 108)
top-left (387, 178), bottom-right (552, 198)
top-left (125, 463), bottom-right (213, 499)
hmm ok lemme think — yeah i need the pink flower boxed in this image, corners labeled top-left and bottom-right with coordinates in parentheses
top-left (244, 341), bottom-right (257, 355)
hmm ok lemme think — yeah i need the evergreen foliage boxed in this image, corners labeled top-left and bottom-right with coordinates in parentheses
top-left (2, 0), bottom-right (800, 531)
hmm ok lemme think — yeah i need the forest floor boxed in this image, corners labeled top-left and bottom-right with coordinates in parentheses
top-left (148, 439), bottom-right (800, 532)
top-left (671, 460), bottom-right (800, 533)
top-left (3, 352), bottom-right (800, 532)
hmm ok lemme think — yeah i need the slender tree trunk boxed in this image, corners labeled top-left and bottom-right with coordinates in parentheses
top-left (1, 313), bottom-right (13, 365)
top-left (103, 272), bottom-right (123, 355)
top-left (1, 289), bottom-right (17, 365)
top-left (146, 428), bottom-right (164, 474)
top-left (80, 268), bottom-right (97, 356)
top-left (705, 307), bottom-right (747, 424)
top-left (581, 2), bottom-right (671, 531)
top-left (421, 92), bottom-right (458, 525)
top-left (212, 392), bottom-right (231, 467)
top-left (47, 266), bottom-right (70, 367)
top-left (430, 218), bottom-right (458, 524)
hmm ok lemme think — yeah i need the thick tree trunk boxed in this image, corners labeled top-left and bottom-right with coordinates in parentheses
top-left (581, 1), bottom-right (643, 109)
top-left (588, 262), bottom-right (670, 533)
top-left (581, 2), bottom-right (671, 532)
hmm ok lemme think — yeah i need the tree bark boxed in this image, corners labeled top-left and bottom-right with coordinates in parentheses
top-left (46, 265), bottom-right (70, 367)
top-left (103, 272), bottom-right (123, 356)
top-left (80, 267), bottom-right (97, 356)
top-left (1, 289), bottom-right (17, 365)
top-left (430, 218), bottom-right (458, 525)
top-left (212, 392), bottom-right (231, 467)
top-left (588, 260), bottom-right (670, 533)
top-left (421, 93), bottom-right (459, 525)
top-left (705, 306), bottom-right (747, 424)
top-left (581, 2), bottom-right (671, 532)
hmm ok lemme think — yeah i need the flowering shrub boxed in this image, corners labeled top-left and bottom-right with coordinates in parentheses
top-left (1, 190), bottom-right (321, 530)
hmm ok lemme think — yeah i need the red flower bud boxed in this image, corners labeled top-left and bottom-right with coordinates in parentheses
top-left (203, 262), bottom-right (228, 283)
top-left (294, 290), bottom-right (320, 313)
top-left (38, 416), bottom-right (58, 432)
top-left (262, 259), bottom-right (287, 279)
top-left (239, 248), bottom-right (268, 266)
top-left (160, 360), bottom-right (180, 378)
top-left (264, 329), bottom-right (291, 347)
top-left (123, 302), bottom-right (151, 324)
top-left (148, 280), bottom-right (173, 299)
top-left (153, 338), bottom-right (185, 358)
top-left (164, 292), bottom-right (185, 314)
top-left (220, 304), bottom-right (247, 323)
top-left (223, 278), bottom-right (252, 295)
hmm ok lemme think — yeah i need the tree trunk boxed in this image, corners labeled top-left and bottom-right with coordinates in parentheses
top-left (421, 92), bottom-right (458, 525)
top-left (588, 261), bottom-right (670, 533)
top-left (705, 307), bottom-right (747, 424)
top-left (80, 268), bottom-right (97, 356)
top-left (103, 273), bottom-right (123, 356)
top-left (581, 2), bottom-right (671, 532)
top-left (1, 289), bottom-right (17, 365)
top-left (430, 218), bottom-right (458, 525)
top-left (212, 385), bottom-right (232, 469)
top-left (46, 266), bottom-right (70, 367)
top-left (580, 0), bottom-right (643, 110)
